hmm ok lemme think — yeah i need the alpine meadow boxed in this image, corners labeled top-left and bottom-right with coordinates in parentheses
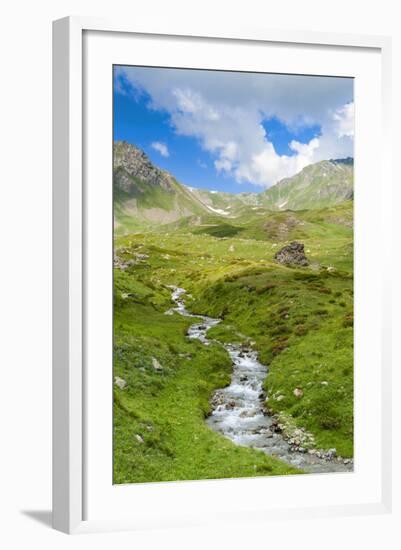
top-left (113, 67), bottom-right (354, 483)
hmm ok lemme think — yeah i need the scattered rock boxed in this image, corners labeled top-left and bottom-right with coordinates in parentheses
top-left (114, 376), bottom-right (127, 390)
top-left (276, 394), bottom-right (285, 401)
top-left (259, 428), bottom-right (274, 438)
top-left (270, 419), bottom-right (282, 433)
top-left (274, 241), bottom-right (309, 267)
top-left (326, 448), bottom-right (337, 459)
top-left (229, 244), bottom-right (235, 252)
top-left (134, 434), bottom-right (144, 444)
top-left (239, 410), bottom-right (256, 418)
top-left (151, 357), bottom-right (163, 371)
top-left (113, 248), bottom-right (139, 270)
top-left (211, 391), bottom-right (225, 407)
top-left (293, 388), bottom-right (304, 398)
top-left (321, 381), bottom-right (329, 386)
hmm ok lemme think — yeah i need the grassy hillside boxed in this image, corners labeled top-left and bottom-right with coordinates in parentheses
top-left (113, 200), bottom-right (353, 482)
top-left (114, 142), bottom-right (354, 234)
top-left (114, 141), bottom-right (211, 233)
top-left (113, 259), bottom-right (299, 483)
top-left (114, 178), bottom-right (208, 233)
top-left (260, 159), bottom-right (353, 211)
top-left (190, 265), bottom-right (353, 457)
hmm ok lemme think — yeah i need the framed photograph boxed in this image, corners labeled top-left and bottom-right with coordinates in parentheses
top-left (52, 17), bottom-right (392, 534)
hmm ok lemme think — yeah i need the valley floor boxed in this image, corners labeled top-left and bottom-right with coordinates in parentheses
top-left (113, 203), bottom-right (354, 483)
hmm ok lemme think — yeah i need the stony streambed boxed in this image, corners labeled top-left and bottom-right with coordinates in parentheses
top-left (169, 286), bottom-right (353, 474)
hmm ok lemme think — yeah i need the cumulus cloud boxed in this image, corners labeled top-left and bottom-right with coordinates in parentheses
top-left (151, 141), bottom-right (169, 157)
top-left (116, 67), bottom-right (353, 187)
top-left (332, 102), bottom-right (354, 138)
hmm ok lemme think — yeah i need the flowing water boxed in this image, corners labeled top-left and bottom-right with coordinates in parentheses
top-left (169, 286), bottom-right (353, 474)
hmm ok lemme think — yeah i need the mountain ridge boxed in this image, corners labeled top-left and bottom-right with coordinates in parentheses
top-left (114, 140), bottom-right (353, 232)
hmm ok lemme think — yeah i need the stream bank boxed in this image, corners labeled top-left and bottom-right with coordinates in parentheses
top-left (169, 286), bottom-right (353, 474)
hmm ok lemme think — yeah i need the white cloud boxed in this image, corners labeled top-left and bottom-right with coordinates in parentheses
top-left (151, 141), bottom-right (169, 157)
top-left (172, 88), bottom-right (220, 120)
top-left (116, 67), bottom-right (353, 187)
top-left (243, 137), bottom-right (320, 186)
top-left (332, 102), bottom-right (354, 138)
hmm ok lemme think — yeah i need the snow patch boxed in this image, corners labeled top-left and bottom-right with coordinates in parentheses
top-left (207, 206), bottom-right (230, 216)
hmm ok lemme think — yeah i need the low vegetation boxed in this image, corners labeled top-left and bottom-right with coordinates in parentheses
top-left (114, 268), bottom-right (299, 483)
top-left (113, 199), bottom-right (353, 482)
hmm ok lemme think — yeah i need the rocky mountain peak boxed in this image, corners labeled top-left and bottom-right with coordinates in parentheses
top-left (114, 141), bottom-right (175, 193)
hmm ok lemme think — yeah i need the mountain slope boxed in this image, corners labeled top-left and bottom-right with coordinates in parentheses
top-left (185, 187), bottom-right (260, 216)
top-left (114, 141), bottom-right (211, 231)
top-left (260, 158), bottom-right (353, 211)
top-left (114, 141), bottom-right (354, 233)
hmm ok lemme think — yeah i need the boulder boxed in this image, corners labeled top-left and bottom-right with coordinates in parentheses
top-left (151, 357), bottom-right (163, 371)
top-left (326, 448), bottom-right (337, 459)
top-left (274, 241), bottom-right (309, 266)
top-left (114, 376), bottom-right (127, 390)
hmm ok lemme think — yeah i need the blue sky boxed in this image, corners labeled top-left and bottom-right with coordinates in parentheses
top-left (114, 66), bottom-right (353, 194)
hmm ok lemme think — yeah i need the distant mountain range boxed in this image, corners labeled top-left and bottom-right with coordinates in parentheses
top-left (114, 141), bottom-right (353, 231)
top-left (259, 158), bottom-right (353, 211)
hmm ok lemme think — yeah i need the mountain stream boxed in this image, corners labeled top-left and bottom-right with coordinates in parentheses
top-left (169, 286), bottom-right (353, 474)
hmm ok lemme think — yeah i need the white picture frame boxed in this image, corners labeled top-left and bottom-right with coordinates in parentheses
top-left (52, 16), bottom-right (392, 534)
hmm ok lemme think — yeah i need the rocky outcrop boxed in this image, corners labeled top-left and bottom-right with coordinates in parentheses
top-left (274, 241), bottom-right (309, 266)
top-left (114, 141), bottom-right (175, 192)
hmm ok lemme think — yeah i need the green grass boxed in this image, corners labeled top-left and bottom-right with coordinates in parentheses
top-left (113, 277), bottom-right (299, 483)
top-left (190, 267), bottom-right (353, 457)
top-left (113, 199), bottom-right (354, 482)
